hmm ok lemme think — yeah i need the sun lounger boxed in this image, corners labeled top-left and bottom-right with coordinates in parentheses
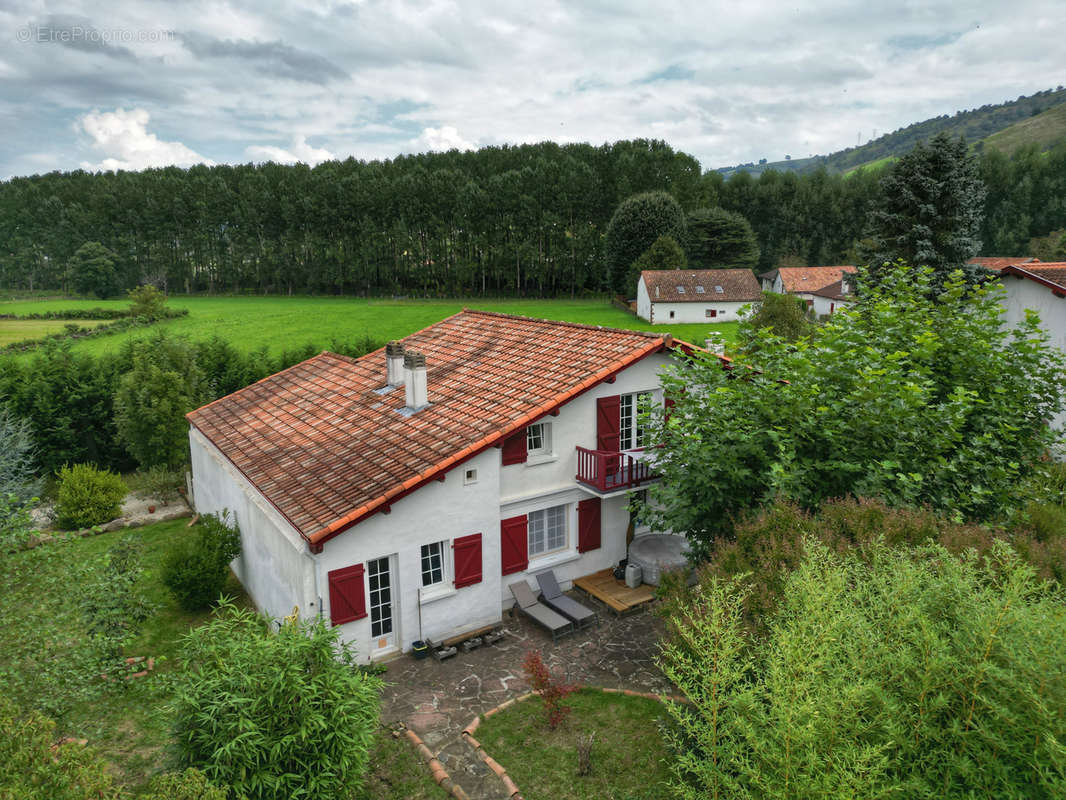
top-left (536, 570), bottom-right (598, 628)
top-left (509, 580), bottom-right (573, 641)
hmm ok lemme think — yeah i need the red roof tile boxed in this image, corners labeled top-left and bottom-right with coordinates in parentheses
top-left (187, 311), bottom-right (670, 546)
top-left (772, 266), bottom-right (856, 294)
top-left (641, 269), bottom-right (761, 302)
top-left (1002, 263), bottom-right (1066, 292)
top-left (967, 256), bottom-right (1038, 272)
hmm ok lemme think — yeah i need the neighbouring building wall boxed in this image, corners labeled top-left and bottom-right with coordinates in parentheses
top-left (189, 427), bottom-right (315, 622)
top-left (648, 300), bottom-right (752, 324)
top-left (811, 295), bottom-right (852, 316)
top-left (1002, 277), bottom-right (1066, 430)
top-left (636, 278), bottom-right (652, 322)
top-left (317, 448), bottom-right (503, 660)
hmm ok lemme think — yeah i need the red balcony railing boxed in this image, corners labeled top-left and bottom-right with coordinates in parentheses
top-left (575, 446), bottom-right (655, 492)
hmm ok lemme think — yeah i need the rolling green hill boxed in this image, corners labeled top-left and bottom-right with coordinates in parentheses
top-left (719, 86), bottom-right (1066, 178)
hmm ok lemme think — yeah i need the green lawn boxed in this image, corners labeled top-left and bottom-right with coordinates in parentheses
top-left (0, 295), bottom-right (738, 358)
top-left (0, 519), bottom-right (445, 799)
top-left (476, 689), bottom-right (675, 800)
top-left (0, 317), bottom-right (108, 346)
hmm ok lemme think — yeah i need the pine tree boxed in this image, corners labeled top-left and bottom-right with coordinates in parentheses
top-left (864, 133), bottom-right (987, 287)
top-left (684, 207), bottom-right (761, 270)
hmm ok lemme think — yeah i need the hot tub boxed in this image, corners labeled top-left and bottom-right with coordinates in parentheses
top-left (627, 534), bottom-right (692, 586)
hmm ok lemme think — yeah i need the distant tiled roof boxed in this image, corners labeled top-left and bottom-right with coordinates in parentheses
top-left (774, 266), bottom-right (856, 294)
top-left (967, 256), bottom-right (1038, 272)
top-left (187, 311), bottom-right (672, 547)
top-left (808, 279), bottom-right (853, 301)
top-left (641, 269), bottom-right (761, 303)
top-left (1002, 262), bottom-right (1066, 293)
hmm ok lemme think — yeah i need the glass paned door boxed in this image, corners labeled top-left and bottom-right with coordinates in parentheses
top-left (367, 556), bottom-right (395, 651)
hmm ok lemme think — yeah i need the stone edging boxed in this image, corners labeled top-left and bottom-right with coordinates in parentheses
top-left (456, 687), bottom-right (691, 800)
top-left (402, 728), bottom-right (472, 800)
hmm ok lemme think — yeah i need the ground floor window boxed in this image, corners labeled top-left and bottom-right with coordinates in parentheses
top-left (420, 541), bottom-right (446, 588)
top-left (528, 504), bottom-right (567, 556)
top-left (706, 308), bottom-right (717, 318)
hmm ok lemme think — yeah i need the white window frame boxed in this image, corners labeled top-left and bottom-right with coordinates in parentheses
top-left (526, 422), bottom-right (552, 457)
top-left (420, 540), bottom-right (450, 594)
top-left (528, 504), bottom-right (568, 558)
top-left (620, 391), bottom-right (652, 451)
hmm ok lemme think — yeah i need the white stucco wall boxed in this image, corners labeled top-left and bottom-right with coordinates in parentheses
top-left (317, 448), bottom-right (502, 661)
top-left (636, 277), bottom-right (652, 322)
top-left (811, 295), bottom-right (852, 316)
top-left (189, 427), bottom-right (315, 622)
top-left (646, 300), bottom-right (751, 324)
top-left (1001, 276), bottom-right (1066, 431)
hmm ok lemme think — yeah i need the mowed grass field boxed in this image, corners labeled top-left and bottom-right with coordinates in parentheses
top-left (0, 295), bottom-right (739, 356)
top-left (0, 317), bottom-right (108, 346)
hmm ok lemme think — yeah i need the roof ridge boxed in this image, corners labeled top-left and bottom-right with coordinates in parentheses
top-left (458, 308), bottom-right (665, 340)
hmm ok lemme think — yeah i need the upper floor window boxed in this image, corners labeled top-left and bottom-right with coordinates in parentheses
top-left (527, 422), bottom-right (551, 456)
top-left (528, 504), bottom-right (567, 556)
top-left (620, 391), bottom-right (652, 450)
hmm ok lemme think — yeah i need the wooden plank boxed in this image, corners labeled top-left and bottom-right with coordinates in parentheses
top-left (573, 568), bottom-right (655, 615)
top-left (442, 624), bottom-right (497, 648)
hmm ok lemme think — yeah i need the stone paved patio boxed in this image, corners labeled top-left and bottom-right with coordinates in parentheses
top-left (380, 599), bottom-right (673, 799)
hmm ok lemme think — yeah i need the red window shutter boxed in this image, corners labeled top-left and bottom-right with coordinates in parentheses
top-left (453, 533), bottom-right (483, 588)
top-left (596, 395), bottom-right (621, 452)
top-left (500, 515), bottom-right (528, 575)
top-left (577, 498), bottom-right (602, 553)
top-left (328, 564), bottom-right (366, 625)
top-left (501, 430), bottom-right (527, 465)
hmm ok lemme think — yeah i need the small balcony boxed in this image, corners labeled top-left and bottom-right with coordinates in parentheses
top-left (575, 446), bottom-right (656, 494)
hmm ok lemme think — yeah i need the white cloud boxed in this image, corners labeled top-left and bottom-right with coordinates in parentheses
top-left (412, 126), bottom-right (476, 153)
top-left (245, 135), bottom-right (334, 165)
top-left (77, 108), bottom-right (213, 171)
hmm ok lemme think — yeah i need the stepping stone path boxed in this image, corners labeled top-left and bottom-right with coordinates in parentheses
top-left (381, 602), bottom-right (672, 799)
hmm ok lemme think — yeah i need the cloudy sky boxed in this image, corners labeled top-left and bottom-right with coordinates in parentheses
top-left (1, 0), bottom-right (1064, 179)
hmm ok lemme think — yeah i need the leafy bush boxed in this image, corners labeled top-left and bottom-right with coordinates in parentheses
top-left (54, 463), bottom-right (127, 529)
top-left (80, 536), bottom-right (153, 677)
top-left (162, 512), bottom-right (241, 611)
top-left (739, 291), bottom-right (812, 344)
top-left (660, 539), bottom-right (1066, 800)
top-left (132, 464), bottom-right (185, 506)
top-left (0, 696), bottom-right (120, 800)
top-left (127, 284), bottom-right (168, 320)
top-left (140, 769), bottom-right (229, 800)
top-left (173, 600), bottom-right (382, 800)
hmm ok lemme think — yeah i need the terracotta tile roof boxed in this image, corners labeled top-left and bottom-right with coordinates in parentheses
top-left (967, 256), bottom-right (1038, 272)
top-left (773, 266), bottom-right (856, 294)
top-left (641, 269), bottom-right (761, 303)
top-left (187, 311), bottom-right (670, 546)
top-left (1002, 263), bottom-right (1066, 292)
top-left (808, 279), bottom-right (854, 301)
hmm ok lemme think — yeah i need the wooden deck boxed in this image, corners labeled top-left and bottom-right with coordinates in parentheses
top-left (573, 568), bottom-right (656, 616)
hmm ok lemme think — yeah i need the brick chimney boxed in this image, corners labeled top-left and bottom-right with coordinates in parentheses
top-left (386, 341), bottom-right (405, 387)
top-left (403, 350), bottom-right (428, 410)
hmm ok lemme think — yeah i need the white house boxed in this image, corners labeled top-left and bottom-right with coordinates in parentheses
top-left (999, 262), bottom-right (1066, 432)
top-left (758, 266), bottom-right (856, 310)
top-left (187, 311), bottom-right (699, 661)
top-left (808, 275), bottom-right (855, 316)
top-left (636, 269), bottom-right (761, 324)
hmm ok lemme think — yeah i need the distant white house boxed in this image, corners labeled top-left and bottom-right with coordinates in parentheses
top-left (758, 266), bottom-right (857, 311)
top-left (999, 262), bottom-right (1066, 432)
top-left (808, 275), bottom-right (856, 316)
top-left (636, 269), bottom-right (761, 324)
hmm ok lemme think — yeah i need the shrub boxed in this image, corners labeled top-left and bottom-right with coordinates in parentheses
top-left (54, 463), bottom-right (127, 529)
top-left (80, 536), bottom-right (153, 676)
top-left (660, 540), bottom-right (1066, 800)
top-left (162, 512), bottom-right (241, 611)
top-left (523, 649), bottom-right (576, 729)
top-left (133, 464), bottom-right (184, 506)
top-left (140, 768), bottom-right (228, 800)
top-left (0, 696), bottom-right (120, 800)
top-left (127, 284), bottom-right (168, 320)
top-left (173, 600), bottom-right (382, 800)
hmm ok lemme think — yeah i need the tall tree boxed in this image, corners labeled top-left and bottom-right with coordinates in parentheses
top-left (66, 241), bottom-right (118, 298)
top-left (605, 191), bottom-right (686, 292)
top-left (626, 234), bottom-right (687, 292)
top-left (863, 133), bottom-right (987, 286)
top-left (684, 207), bottom-right (760, 269)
